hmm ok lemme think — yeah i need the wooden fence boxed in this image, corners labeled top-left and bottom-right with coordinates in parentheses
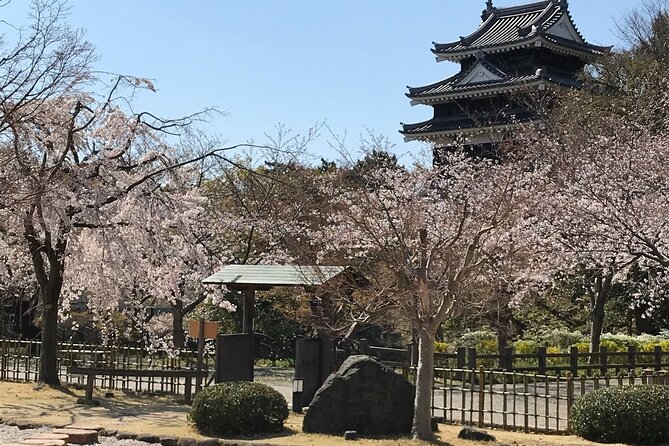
top-left (339, 340), bottom-right (669, 433)
top-left (355, 340), bottom-right (669, 376)
top-left (436, 345), bottom-right (669, 376)
top-left (432, 367), bottom-right (669, 433)
top-left (0, 338), bottom-right (214, 397)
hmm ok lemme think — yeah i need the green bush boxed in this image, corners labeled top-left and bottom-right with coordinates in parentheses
top-left (570, 386), bottom-right (669, 444)
top-left (571, 341), bottom-right (590, 353)
top-left (458, 330), bottom-right (497, 353)
top-left (513, 339), bottom-right (538, 355)
top-left (188, 382), bottom-right (289, 436)
top-left (535, 329), bottom-right (583, 349)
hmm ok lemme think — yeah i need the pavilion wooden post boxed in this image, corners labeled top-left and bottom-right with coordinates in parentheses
top-left (242, 288), bottom-right (255, 335)
top-left (242, 287), bottom-right (256, 380)
top-left (195, 317), bottom-right (205, 392)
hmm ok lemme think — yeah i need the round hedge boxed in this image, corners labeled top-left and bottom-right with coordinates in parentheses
top-left (188, 382), bottom-right (289, 436)
top-left (570, 385), bottom-right (669, 445)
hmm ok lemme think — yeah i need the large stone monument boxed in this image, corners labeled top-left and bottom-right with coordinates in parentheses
top-left (303, 355), bottom-right (415, 435)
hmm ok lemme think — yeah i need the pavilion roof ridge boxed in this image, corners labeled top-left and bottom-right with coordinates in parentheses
top-left (202, 264), bottom-right (347, 288)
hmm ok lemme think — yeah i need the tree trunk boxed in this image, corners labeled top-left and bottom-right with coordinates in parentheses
top-left (172, 306), bottom-right (185, 349)
top-left (588, 270), bottom-right (612, 358)
top-left (496, 327), bottom-right (508, 353)
top-left (412, 330), bottom-right (436, 441)
top-left (24, 218), bottom-right (67, 385)
top-left (590, 300), bottom-right (606, 355)
top-left (38, 284), bottom-right (62, 385)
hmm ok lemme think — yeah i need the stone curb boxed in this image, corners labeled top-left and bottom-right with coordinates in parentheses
top-left (0, 418), bottom-right (281, 446)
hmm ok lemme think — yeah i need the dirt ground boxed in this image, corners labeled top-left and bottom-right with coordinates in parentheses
top-left (0, 382), bottom-right (625, 446)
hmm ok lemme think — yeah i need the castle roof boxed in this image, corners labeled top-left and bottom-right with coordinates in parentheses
top-left (407, 62), bottom-right (581, 104)
top-left (400, 109), bottom-right (538, 142)
top-left (433, 1), bottom-right (610, 62)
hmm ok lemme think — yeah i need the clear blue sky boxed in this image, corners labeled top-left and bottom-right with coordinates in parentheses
top-left (2, 0), bottom-right (644, 162)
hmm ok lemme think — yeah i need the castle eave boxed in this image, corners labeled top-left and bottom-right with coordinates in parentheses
top-left (402, 119), bottom-right (544, 144)
top-left (434, 35), bottom-right (607, 63)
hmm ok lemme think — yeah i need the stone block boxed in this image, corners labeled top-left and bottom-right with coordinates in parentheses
top-left (344, 430), bottom-right (358, 440)
top-left (21, 440), bottom-right (66, 446)
top-left (65, 425), bottom-right (103, 432)
top-left (52, 428), bottom-right (98, 445)
top-left (24, 435), bottom-right (69, 442)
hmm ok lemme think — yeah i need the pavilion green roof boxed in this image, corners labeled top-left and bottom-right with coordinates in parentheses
top-left (202, 265), bottom-right (346, 288)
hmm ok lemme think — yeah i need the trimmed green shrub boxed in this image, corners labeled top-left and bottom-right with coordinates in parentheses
top-left (570, 386), bottom-right (669, 445)
top-left (188, 382), bottom-right (289, 436)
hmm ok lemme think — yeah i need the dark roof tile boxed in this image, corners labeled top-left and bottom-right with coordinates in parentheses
top-left (401, 110), bottom-right (538, 136)
top-left (433, 1), bottom-right (607, 58)
top-left (408, 68), bottom-right (583, 99)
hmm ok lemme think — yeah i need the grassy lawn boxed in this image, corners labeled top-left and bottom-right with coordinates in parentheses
top-left (0, 381), bottom-right (625, 446)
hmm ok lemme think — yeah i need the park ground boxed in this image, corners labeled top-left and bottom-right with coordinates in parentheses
top-left (0, 382), bottom-right (627, 446)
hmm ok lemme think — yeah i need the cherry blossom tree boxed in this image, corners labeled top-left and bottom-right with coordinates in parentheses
top-left (61, 186), bottom-right (238, 350)
top-left (0, 1), bottom-right (306, 383)
top-left (310, 152), bottom-right (541, 440)
top-left (527, 49), bottom-right (669, 350)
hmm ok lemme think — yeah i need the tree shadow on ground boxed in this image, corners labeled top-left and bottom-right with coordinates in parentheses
top-left (48, 385), bottom-right (77, 397)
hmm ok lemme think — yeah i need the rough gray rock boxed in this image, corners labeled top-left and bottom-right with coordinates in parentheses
top-left (116, 431), bottom-right (138, 440)
top-left (158, 436), bottom-right (178, 446)
top-left (176, 437), bottom-right (196, 446)
top-left (457, 426), bottom-right (496, 442)
top-left (302, 355), bottom-right (415, 435)
top-left (135, 434), bottom-right (160, 443)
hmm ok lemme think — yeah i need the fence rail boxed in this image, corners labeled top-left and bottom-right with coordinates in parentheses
top-left (431, 367), bottom-right (669, 433)
top-left (0, 338), bottom-right (213, 397)
top-left (354, 340), bottom-right (669, 377)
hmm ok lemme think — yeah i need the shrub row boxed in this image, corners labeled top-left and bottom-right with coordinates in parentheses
top-left (440, 330), bottom-right (669, 355)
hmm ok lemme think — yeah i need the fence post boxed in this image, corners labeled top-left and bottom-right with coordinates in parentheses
top-left (478, 366), bottom-right (485, 428)
top-left (504, 347), bottom-right (514, 372)
top-left (359, 338), bottom-right (369, 355)
top-left (600, 346), bottom-right (608, 375)
top-left (654, 346), bottom-right (662, 371)
top-left (1, 339), bottom-right (6, 380)
top-left (467, 348), bottom-right (477, 370)
top-left (627, 345), bottom-right (636, 373)
top-left (570, 346), bottom-right (579, 377)
top-left (537, 346), bottom-right (547, 375)
top-left (456, 347), bottom-right (466, 369)
top-left (523, 374), bottom-right (529, 433)
top-left (566, 373), bottom-right (574, 432)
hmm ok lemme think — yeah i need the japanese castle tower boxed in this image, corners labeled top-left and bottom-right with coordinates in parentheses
top-left (401, 0), bottom-right (609, 156)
